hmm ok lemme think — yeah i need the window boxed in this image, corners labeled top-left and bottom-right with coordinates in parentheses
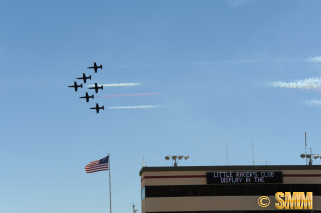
top-left (230, 185), bottom-right (246, 196)
top-left (173, 186), bottom-right (186, 197)
top-left (146, 186), bottom-right (159, 197)
top-left (246, 185), bottom-right (260, 195)
top-left (187, 185), bottom-right (201, 196)
top-left (305, 184), bottom-right (320, 195)
top-left (142, 186), bottom-right (145, 200)
top-left (144, 184), bottom-right (321, 198)
top-left (159, 186), bottom-right (172, 197)
top-left (260, 184), bottom-right (275, 195)
top-left (216, 185), bottom-right (230, 196)
top-left (200, 185), bottom-right (215, 196)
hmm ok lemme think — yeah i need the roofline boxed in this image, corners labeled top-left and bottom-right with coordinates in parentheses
top-left (139, 165), bottom-right (321, 176)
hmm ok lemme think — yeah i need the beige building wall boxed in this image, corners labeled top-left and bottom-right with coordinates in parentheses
top-left (142, 196), bottom-right (321, 212)
top-left (140, 165), bottom-right (321, 213)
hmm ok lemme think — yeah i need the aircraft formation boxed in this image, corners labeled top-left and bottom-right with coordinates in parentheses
top-left (68, 62), bottom-right (104, 113)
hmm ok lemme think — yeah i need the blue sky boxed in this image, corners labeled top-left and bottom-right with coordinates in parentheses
top-left (1, 0), bottom-right (321, 213)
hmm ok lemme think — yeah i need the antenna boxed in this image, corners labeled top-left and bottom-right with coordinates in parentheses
top-left (252, 141), bottom-right (254, 166)
top-left (299, 135), bottom-right (320, 165)
top-left (305, 132), bottom-right (307, 165)
top-left (226, 145), bottom-right (228, 166)
top-left (132, 203), bottom-right (138, 213)
top-left (141, 150), bottom-right (147, 167)
top-left (252, 142), bottom-right (267, 165)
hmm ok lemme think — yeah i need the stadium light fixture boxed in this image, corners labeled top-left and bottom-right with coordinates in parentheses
top-left (165, 155), bottom-right (189, 167)
top-left (300, 148), bottom-right (320, 165)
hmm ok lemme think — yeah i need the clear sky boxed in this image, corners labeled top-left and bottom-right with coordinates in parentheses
top-left (1, 0), bottom-right (321, 213)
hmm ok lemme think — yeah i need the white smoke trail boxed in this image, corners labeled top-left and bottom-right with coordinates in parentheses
top-left (306, 56), bottom-right (321, 63)
top-left (87, 83), bottom-right (141, 87)
top-left (97, 92), bottom-right (161, 98)
top-left (305, 100), bottom-right (321, 107)
top-left (190, 56), bottom-right (321, 66)
top-left (269, 78), bottom-right (321, 89)
top-left (108, 105), bottom-right (159, 109)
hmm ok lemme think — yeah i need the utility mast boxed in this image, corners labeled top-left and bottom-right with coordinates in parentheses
top-left (305, 132), bottom-right (307, 165)
top-left (132, 203), bottom-right (138, 213)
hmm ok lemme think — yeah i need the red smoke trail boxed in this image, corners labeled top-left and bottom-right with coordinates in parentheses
top-left (96, 92), bottom-right (161, 98)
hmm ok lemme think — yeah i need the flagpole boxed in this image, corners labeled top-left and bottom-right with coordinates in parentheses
top-left (109, 153), bottom-right (112, 213)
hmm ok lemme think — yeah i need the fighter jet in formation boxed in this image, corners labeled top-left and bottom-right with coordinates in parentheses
top-left (90, 103), bottom-right (104, 113)
top-left (79, 92), bottom-right (94, 102)
top-left (88, 83), bottom-right (103, 93)
top-left (77, 73), bottom-right (91, 83)
top-left (68, 81), bottom-right (83, 92)
top-left (87, 62), bottom-right (102, 73)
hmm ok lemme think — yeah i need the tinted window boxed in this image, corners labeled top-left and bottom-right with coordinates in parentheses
top-left (230, 185), bottom-right (246, 196)
top-left (246, 185), bottom-right (260, 195)
top-left (146, 186), bottom-right (159, 197)
top-left (260, 184), bottom-right (275, 195)
top-left (275, 184), bottom-right (291, 193)
top-left (142, 186), bottom-right (145, 200)
top-left (201, 185), bottom-right (215, 196)
top-left (216, 185), bottom-right (230, 196)
top-left (159, 186), bottom-right (172, 197)
top-left (305, 184), bottom-right (320, 195)
top-left (291, 184), bottom-right (305, 192)
top-left (173, 186), bottom-right (186, 197)
top-left (187, 185), bottom-right (201, 196)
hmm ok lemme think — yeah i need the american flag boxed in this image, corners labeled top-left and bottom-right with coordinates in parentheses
top-left (85, 155), bottom-right (109, 173)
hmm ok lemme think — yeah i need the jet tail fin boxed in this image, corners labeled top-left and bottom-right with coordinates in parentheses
top-left (80, 84), bottom-right (83, 88)
top-left (89, 75), bottom-right (91, 80)
top-left (92, 95), bottom-right (94, 99)
top-left (102, 106), bottom-right (104, 110)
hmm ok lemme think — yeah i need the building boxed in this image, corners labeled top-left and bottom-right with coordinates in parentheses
top-left (140, 165), bottom-right (321, 213)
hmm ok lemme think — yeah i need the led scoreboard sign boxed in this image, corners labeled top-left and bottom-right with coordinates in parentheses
top-left (207, 171), bottom-right (283, 184)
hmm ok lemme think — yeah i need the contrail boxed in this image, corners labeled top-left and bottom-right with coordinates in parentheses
top-left (306, 56), bottom-right (321, 63)
top-left (97, 92), bottom-right (161, 98)
top-left (190, 56), bottom-right (321, 65)
top-left (87, 83), bottom-right (140, 87)
top-left (305, 99), bottom-right (321, 107)
top-left (269, 78), bottom-right (321, 89)
top-left (108, 105), bottom-right (159, 109)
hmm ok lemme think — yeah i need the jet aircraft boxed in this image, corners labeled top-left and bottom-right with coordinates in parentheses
top-left (87, 62), bottom-right (102, 73)
top-left (68, 81), bottom-right (82, 92)
top-left (90, 103), bottom-right (104, 113)
top-left (77, 73), bottom-right (91, 83)
top-left (79, 92), bottom-right (94, 102)
top-left (88, 83), bottom-right (103, 93)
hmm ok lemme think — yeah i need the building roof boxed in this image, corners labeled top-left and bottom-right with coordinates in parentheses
top-left (139, 165), bottom-right (321, 176)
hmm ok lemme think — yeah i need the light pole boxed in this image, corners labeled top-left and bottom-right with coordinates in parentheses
top-left (165, 155), bottom-right (189, 167)
top-left (132, 203), bottom-right (138, 213)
